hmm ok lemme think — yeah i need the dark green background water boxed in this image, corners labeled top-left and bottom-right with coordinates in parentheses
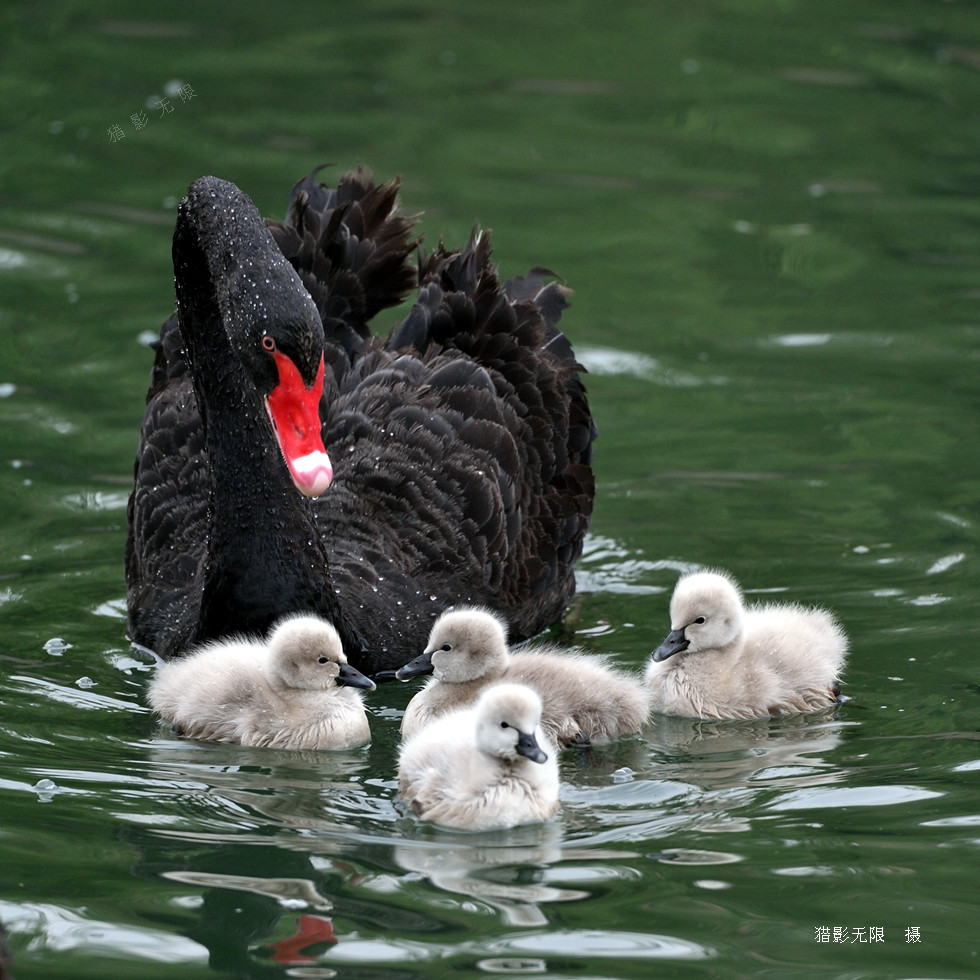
top-left (2, 2), bottom-right (979, 977)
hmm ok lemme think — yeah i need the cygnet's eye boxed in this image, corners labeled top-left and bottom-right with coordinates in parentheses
top-left (440, 643), bottom-right (452, 652)
top-left (500, 721), bottom-right (509, 730)
top-left (693, 616), bottom-right (706, 625)
top-left (317, 656), bottom-right (329, 664)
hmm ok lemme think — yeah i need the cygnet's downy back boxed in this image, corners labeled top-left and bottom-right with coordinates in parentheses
top-left (397, 606), bottom-right (650, 746)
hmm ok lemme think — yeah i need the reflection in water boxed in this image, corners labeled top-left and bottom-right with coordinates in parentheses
top-left (130, 735), bottom-right (672, 963)
top-left (266, 914), bottom-right (337, 969)
top-left (392, 826), bottom-right (637, 927)
top-left (0, 682), bottom-right (862, 975)
top-left (557, 710), bottom-right (853, 848)
top-left (767, 783), bottom-right (943, 812)
top-left (654, 848), bottom-right (742, 866)
top-left (645, 712), bottom-right (849, 791)
top-left (574, 534), bottom-right (692, 596)
top-left (0, 898), bottom-right (208, 966)
top-left (480, 927), bottom-right (714, 962)
top-left (138, 735), bottom-right (382, 833)
top-left (7, 672), bottom-right (147, 713)
top-left (106, 740), bottom-right (390, 975)
top-left (160, 870), bottom-right (333, 911)
top-left (577, 344), bottom-right (724, 389)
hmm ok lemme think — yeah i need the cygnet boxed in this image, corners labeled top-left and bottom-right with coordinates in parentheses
top-left (397, 682), bottom-right (559, 831)
top-left (147, 613), bottom-right (376, 749)
top-left (645, 569), bottom-right (847, 720)
top-left (396, 606), bottom-right (650, 746)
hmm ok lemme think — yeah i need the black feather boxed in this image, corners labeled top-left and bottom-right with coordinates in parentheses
top-left (126, 167), bottom-right (596, 673)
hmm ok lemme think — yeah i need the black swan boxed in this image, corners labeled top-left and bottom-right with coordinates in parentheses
top-left (125, 166), bottom-right (596, 676)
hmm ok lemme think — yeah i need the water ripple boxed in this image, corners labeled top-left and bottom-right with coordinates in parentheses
top-left (0, 899), bottom-right (207, 963)
top-left (767, 784), bottom-right (943, 811)
top-left (9, 674), bottom-right (145, 713)
top-left (482, 928), bottom-right (714, 961)
top-left (576, 344), bottom-right (724, 387)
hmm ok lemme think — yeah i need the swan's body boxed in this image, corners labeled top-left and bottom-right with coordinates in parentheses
top-left (397, 683), bottom-right (559, 831)
top-left (126, 167), bottom-right (596, 675)
top-left (645, 570), bottom-right (847, 720)
top-left (397, 607), bottom-right (650, 746)
top-left (147, 613), bottom-right (375, 749)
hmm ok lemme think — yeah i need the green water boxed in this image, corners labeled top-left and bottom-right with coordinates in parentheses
top-left (2, 1), bottom-right (979, 977)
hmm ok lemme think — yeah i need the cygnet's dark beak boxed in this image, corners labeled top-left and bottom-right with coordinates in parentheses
top-left (515, 729), bottom-right (548, 764)
top-left (394, 649), bottom-right (435, 680)
top-left (652, 628), bottom-right (690, 663)
top-left (337, 663), bottom-right (377, 691)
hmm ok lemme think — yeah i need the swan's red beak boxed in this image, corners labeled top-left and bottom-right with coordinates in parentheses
top-left (265, 352), bottom-right (333, 497)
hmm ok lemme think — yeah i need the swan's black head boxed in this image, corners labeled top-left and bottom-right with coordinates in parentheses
top-left (174, 176), bottom-right (333, 496)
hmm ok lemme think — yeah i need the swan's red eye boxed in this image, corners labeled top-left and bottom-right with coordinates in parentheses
top-left (262, 335), bottom-right (276, 352)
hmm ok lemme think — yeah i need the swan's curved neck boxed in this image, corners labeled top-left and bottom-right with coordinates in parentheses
top-left (172, 214), bottom-right (345, 646)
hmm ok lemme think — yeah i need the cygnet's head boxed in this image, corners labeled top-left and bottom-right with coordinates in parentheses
top-left (267, 614), bottom-right (376, 691)
top-left (395, 607), bottom-right (509, 683)
top-left (474, 683), bottom-right (548, 764)
top-left (652, 570), bottom-right (745, 662)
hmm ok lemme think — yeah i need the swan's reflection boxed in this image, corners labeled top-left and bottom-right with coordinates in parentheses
top-left (161, 870), bottom-right (333, 911)
top-left (139, 734), bottom-right (385, 835)
top-left (392, 825), bottom-right (637, 927)
top-left (125, 740), bottom-right (402, 977)
top-left (643, 710), bottom-right (851, 792)
top-left (556, 711), bottom-right (852, 843)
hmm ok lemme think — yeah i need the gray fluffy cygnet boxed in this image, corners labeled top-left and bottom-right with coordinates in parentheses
top-left (396, 606), bottom-right (650, 747)
top-left (397, 682), bottom-right (559, 831)
top-left (645, 569), bottom-right (847, 721)
top-left (147, 613), bottom-right (375, 749)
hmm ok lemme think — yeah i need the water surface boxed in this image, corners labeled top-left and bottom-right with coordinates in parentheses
top-left (2, 2), bottom-right (979, 978)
